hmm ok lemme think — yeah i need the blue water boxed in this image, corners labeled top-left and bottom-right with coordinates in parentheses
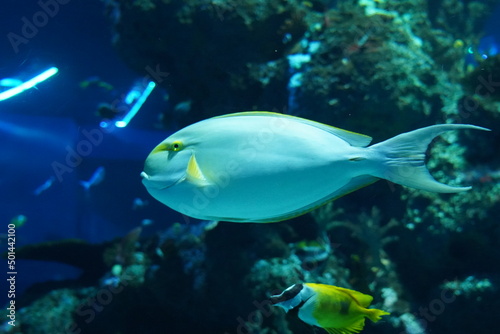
top-left (0, 1), bottom-right (181, 304)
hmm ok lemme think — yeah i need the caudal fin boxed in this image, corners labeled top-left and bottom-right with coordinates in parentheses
top-left (370, 124), bottom-right (490, 193)
top-left (365, 308), bottom-right (390, 323)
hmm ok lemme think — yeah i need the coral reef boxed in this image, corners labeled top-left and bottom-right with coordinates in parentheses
top-left (4, 201), bottom-right (499, 333)
top-left (285, 0), bottom-right (499, 139)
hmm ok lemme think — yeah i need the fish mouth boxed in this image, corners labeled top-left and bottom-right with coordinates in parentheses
top-left (270, 284), bottom-right (303, 305)
top-left (142, 148), bottom-right (192, 190)
top-left (141, 171), bottom-right (183, 190)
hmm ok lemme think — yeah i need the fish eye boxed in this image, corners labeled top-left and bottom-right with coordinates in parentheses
top-left (171, 141), bottom-right (183, 151)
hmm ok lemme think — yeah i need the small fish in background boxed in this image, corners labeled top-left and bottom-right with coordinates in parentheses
top-left (173, 100), bottom-right (192, 115)
top-left (33, 176), bottom-right (56, 196)
top-left (80, 166), bottom-right (105, 191)
top-left (141, 219), bottom-right (154, 226)
top-left (271, 283), bottom-right (390, 334)
top-left (132, 197), bottom-right (149, 210)
top-left (10, 214), bottom-right (27, 228)
top-left (293, 237), bottom-right (331, 265)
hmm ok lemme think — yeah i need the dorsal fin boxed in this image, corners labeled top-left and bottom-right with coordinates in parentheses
top-left (306, 283), bottom-right (373, 307)
top-left (213, 112), bottom-right (372, 147)
top-left (331, 286), bottom-right (373, 307)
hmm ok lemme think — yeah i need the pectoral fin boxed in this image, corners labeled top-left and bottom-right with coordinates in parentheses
top-left (186, 154), bottom-right (212, 187)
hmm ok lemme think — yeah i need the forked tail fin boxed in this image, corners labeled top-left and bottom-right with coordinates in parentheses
top-left (370, 124), bottom-right (490, 193)
top-left (365, 308), bottom-right (390, 323)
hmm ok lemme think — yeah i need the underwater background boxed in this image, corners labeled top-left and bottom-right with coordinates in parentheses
top-left (0, 0), bottom-right (499, 333)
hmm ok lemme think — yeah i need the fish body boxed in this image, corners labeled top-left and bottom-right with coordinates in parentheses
top-left (141, 112), bottom-right (489, 223)
top-left (270, 283), bottom-right (390, 334)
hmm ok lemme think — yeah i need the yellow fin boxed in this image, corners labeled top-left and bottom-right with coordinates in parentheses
top-left (305, 283), bottom-right (373, 307)
top-left (331, 286), bottom-right (373, 308)
top-left (212, 111), bottom-right (372, 147)
top-left (186, 154), bottom-right (211, 187)
top-left (365, 308), bottom-right (390, 323)
top-left (324, 318), bottom-right (366, 334)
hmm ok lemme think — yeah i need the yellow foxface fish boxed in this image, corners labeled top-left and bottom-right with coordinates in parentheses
top-left (270, 283), bottom-right (390, 334)
top-left (141, 112), bottom-right (489, 222)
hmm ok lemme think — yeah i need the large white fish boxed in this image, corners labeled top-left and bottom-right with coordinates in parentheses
top-left (141, 112), bottom-right (489, 222)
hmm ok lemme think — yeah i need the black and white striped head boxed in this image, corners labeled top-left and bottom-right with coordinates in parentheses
top-left (270, 284), bottom-right (315, 312)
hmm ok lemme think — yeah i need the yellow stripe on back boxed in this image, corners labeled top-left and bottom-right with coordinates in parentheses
top-left (212, 112), bottom-right (373, 147)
